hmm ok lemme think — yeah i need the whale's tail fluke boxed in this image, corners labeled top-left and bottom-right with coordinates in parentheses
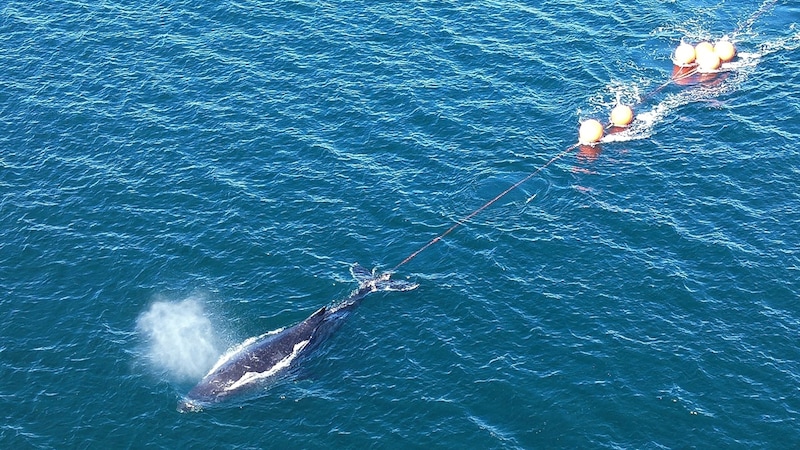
top-left (350, 263), bottom-right (418, 292)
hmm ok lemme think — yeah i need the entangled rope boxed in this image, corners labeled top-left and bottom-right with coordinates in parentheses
top-left (387, 0), bottom-right (778, 274)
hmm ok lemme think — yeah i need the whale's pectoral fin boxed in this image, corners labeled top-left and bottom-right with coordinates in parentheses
top-left (350, 263), bottom-right (374, 283)
top-left (374, 279), bottom-right (419, 292)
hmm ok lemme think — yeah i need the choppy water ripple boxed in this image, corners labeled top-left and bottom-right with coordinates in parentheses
top-left (2, 0), bottom-right (799, 448)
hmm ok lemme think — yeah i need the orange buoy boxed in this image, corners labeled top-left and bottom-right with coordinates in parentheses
top-left (579, 119), bottom-right (604, 145)
top-left (673, 42), bottom-right (696, 66)
top-left (610, 104), bottom-right (634, 127)
top-left (695, 41), bottom-right (714, 57)
top-left (696, 50), bottom-right (721, 72)
top-left (714, 40), bottom-right (736, 62)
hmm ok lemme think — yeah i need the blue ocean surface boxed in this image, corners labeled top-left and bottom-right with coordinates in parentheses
top-left (2, 0), bottom-right (799, 447)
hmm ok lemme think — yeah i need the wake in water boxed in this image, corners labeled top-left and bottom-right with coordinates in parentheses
top-left (389, 5), bottom-right (796, 274)
top-left (593, 27), bottom-right (800, 145)
top-left (136, 295), bottom-right (225, 382)
top-left (600, 53), bottom-right (761, 144)
top-left (573, 0), bottom-right (798, 146)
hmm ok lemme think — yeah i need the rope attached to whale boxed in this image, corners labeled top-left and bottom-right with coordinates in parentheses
top-left (387, 1), bottom-right (781, 274)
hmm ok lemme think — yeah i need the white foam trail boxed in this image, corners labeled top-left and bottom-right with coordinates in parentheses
top-left (600, 51), bottom-right (762, 144)
top-left (136, 296), bottom-right (223, 382)
top-left (759, 30), bottom-right (800, 56)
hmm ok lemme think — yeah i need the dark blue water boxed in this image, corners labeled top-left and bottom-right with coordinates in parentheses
top-left (2, 0), bottom-right (799, 448)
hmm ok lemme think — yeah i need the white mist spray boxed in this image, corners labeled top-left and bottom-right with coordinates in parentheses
top-left (136, 295), bottom-right (224, 382)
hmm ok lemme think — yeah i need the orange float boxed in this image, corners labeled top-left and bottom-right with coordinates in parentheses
top-left (610, 104), bottom-right (634, 127)
top-left (714, 40), bottom-right (736, 62)
top-left (579, 119), bottom-right (604, 145)
top-left (696, 50), bottom-right (721, 72)
top-left (673, 43), bottom-right (696, 66)
top-left (694, 41), bottom-right (714, 57)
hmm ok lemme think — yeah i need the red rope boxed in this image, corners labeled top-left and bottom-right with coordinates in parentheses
top-left (387, 1), bottom-right (779, 275)
top-left (389, 64), bottom-right (704, 273)
top-left (389, 18), bottom-right (776, 274)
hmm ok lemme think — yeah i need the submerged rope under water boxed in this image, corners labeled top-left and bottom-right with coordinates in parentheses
top-left (389, 144), bottom-right (579, 273)
top-left (388, 65), bottom-right (707, 273)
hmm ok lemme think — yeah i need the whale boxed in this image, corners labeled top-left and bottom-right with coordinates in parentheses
top-left (177, 264), bottom-right (417, 412)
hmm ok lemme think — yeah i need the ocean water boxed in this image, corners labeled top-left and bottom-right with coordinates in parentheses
top-left (2, 0), bottom-right (799, 448)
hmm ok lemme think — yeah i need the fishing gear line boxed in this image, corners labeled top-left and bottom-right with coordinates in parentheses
top-left (386, 0), bottom-right (781, 275)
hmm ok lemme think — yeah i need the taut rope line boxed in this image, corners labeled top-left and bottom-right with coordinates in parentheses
top-left (389, 63), bottom-right (705, 273)
top-left (389, 66), bottom-right (703, 274)
top-left (388, 0), bottom-right (780, 275)
top-left (390, 143), bottom-right (579, 273)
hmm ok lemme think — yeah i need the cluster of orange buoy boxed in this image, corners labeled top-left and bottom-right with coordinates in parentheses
top-left (578, 104), bottom-right (634, 146)
top-left (673, 39), bottom-right (737, 72)
top-left (577, 38), bottom-right (737, 146)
